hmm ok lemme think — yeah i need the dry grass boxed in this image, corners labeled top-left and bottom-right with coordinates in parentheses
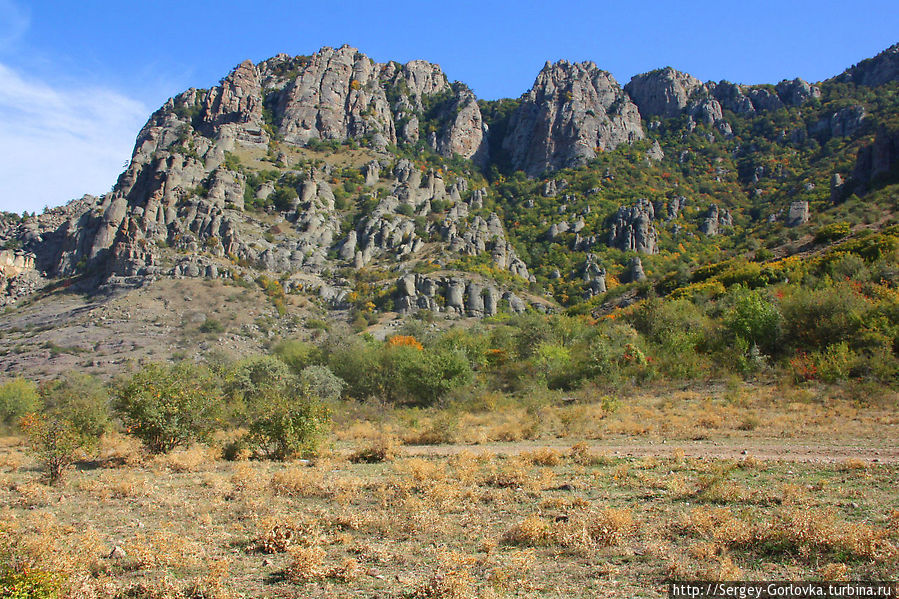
top-left (348, 432), bottom-right (400, 463)
top-left (0, 384), bottom-right (896, 597)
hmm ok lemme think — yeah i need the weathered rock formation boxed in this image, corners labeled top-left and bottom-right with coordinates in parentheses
top-left (503, 60), bottom-right (644, 176)
top-left (393, 273), bottom-right (526, 316)
top-left (844, 126), bottom-right (899, 195)
top-left (787, 201), bottom-right (810, 227)
top-left (608, 199), bottom-right (658, 254)
top-left (625, 67), bottom-right (705, 118)
top-left (583, 254), bottom-right (607, 297)
top-left (629, 256), bottom-right (647, 282)
top-left (699, 204), bottom-right (733, 236)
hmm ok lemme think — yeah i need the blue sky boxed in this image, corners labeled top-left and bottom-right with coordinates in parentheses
top-left (1, 0), bottom-right (897, 213)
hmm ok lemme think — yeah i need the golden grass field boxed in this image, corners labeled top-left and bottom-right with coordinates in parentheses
top-left (1, 383), bottom-right (897, 598)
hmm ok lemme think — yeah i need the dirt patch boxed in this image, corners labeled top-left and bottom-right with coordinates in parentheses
top-left (403, 438), bottom-right (899, 464)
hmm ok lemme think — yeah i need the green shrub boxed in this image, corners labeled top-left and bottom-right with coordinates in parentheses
top-left (245, 389), bottom-right (330, 460)
top-left (0, 377), bottom-right (39, 430)
top-left (815, 222), bottom-right (851, 243)
top-left (397, 346), bottom-right (473, 406)
top-left (0, 566), bottom-right (64, 599)
top-left (327, 338), bottom-right (385, 400)
top-left (779, 284), bottom-right (868, 352)
top-left (199, 318), bottom-right (224, 333)
top-left (723, 287), bottom-right (782, 358)
top-left (814, 342), bottom-right (857, 383)
top-left (226, 355), bottom-right (292, 401)
top-left (114, 362), bottom-right (223, 454)
top-left (298, 365), bottom-right (345, 402)
top-left (272, 339), bottom-right (319, 372)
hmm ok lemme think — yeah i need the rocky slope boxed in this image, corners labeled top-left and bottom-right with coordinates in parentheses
top-left (1, 42), bottom-right (898, 343)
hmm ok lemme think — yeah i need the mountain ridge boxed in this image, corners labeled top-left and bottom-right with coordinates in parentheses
top-left (1, 42), bottom-right (898, 378)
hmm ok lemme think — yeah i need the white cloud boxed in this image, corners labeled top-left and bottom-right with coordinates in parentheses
top-left (0, 62), bottom-right (148, 214)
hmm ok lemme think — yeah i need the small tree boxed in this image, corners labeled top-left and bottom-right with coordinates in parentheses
top-left (114, 362), bottom-right (222, 454)
top-left (724, 287), bottom-right (782, 358)
top-left (20, 373), bottom-right (109, 485)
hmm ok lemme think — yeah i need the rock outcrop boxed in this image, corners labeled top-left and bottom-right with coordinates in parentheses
top-left (787, 201), bottom-right (810, 227)
top-left (608, 199), bottom-right (658, 254)
top-left (393, 273), bottom-right (525, 316)
top-left (583, 253), bottom-right (607, 297)
top-left (775, 78), bottom-right (822, 106)
top-left (840, 43), bottom-right (899, 87)
top-left (845, 126), bottom-right (899, 195)
top-left (503, 60), bottom-right (644, 176)
top-left (699, 204), bottom-right (733, 236)
top-left (625, 67), bottom-right (705, 118)
top-left (812, 105), bottom-right (868, 140)
top-left (628, 256), bottom-right (647, 282)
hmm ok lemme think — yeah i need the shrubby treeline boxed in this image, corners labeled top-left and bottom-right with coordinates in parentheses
top-left (0, 237), bottom-right (895, 482)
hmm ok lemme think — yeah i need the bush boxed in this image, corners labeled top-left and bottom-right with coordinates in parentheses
top-left (779, 284), bottom-right (868, 352)
top-left (814, 342), bottom-right (857, 383)
top-left (245, 389), bottom-right (330, 460)
top-left (226, 356), bottom-right (293, 401)
top-left (395, 346), bottom-right (473, 405)
top-left (0, 566), bottom-right (63, 599)
top-left (298, 365), bottom-right (345, 402)
top-left (0, 377), bottom-right (39, 430)
top-left (114, 362), bottom-right (223, 454)
top-left (199, 318), bottom-right (224, 333)
top-left (815, 222), bottom-right (851, 243)
top-left (272, 339), bottom-right (319, 372)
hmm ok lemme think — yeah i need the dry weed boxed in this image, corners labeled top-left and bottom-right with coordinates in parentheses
top-left (252, 516), bottom-right (322, 553)
top-left (151, 445), bottom-right (216, 473)
top-left (484, 458), bottom-right (554, 490)
top-left (396, 457), bottom-right (446, 484)
top-left (126, 530), bottom-right (205, 570)
top-left (270, 466), bottom-right (325, 497)
top-left (521, 447), bottom-right (562, 466)
top-left (501, 515), bottom-right (553, 547)
top-left (405, 568), bottom-right (478, 599)
top-left (817, 562), bottom-right (851, 581)
top-left (348, 432), bottom-right (400, 463)
top-left (97, 431), bottom-right (144, 466)
top-left (283, 545), bottom-right (359, 583)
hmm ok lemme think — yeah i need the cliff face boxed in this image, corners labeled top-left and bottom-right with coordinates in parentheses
top-left (15, 46), bottom-right (495, 282)
top-left (502, 60), bottom-right (644, 176)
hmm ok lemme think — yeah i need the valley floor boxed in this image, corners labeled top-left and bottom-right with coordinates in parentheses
top-left (1, 387), bottom-right (897, 598)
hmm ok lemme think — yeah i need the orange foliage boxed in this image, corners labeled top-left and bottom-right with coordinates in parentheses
top-left (387, 335), bottom-right (424, 350)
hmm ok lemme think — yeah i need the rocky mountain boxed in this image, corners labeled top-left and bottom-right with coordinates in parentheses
top-left (1, 42), bottom-right (898, 366)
